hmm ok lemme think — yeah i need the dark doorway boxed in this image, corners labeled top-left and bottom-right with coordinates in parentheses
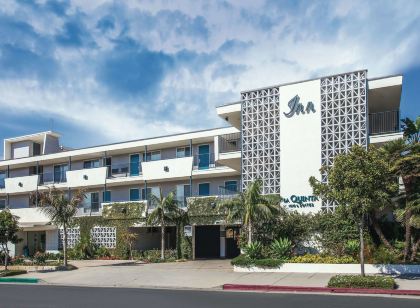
top-left (225, 227), bottom-right (241, 258)
top-left (195, 225), bottom-right (220, 258)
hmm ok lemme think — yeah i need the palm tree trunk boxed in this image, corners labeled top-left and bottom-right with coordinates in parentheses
top-left (359, 217), bottom-right (365, 277)
top-left (176, 222), bottom-right (182, 260)
top-left (63, 224), bottom-right (68, 267)
top-left (4, 246), bottom-right (8, 271)
top-left (403, 209), bottom-right (412, 262)
top-left (371, 217), bottom-right (393, 250)
top-left (411, 238), bottom-right (420, 262)
top-left (161, 222), bottom-right (165, 260)
top-left (248, 221), bottom-right (252, 245)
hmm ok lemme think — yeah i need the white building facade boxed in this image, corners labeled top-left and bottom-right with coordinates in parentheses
top-left (0, 70), bottom-right (403, 258)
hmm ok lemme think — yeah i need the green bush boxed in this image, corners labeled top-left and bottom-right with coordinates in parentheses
top-left (344, 240), bottom-right (359, 257)
top-left (289, 254), bottom-right (356, 264)
top-left (371, 246), bottom-right (399, 264)
top-left (231, 255), bottom-right (253, 267)
top-left (244, 241), bottom-right (263, 260)
top-left (142, 249), bottom-right (177, 263)
top-left (254, 258), bottom-right (284, 268)
top-left (95, 246), bottom-right (111, 258)
top-left (0, 270), bottom-right (27, 277)
top-left (328, 275), bottom-right (396, 289)
top-left (270, 238), bottom-right (292, 259)
top-left (33, 252), bottom-right (47, 265)
top-left (231, 255), bottom-right (284, 268)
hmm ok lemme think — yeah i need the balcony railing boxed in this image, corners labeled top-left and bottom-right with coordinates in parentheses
top-left (218, 184), bottom-right (239, 199)
top-left (193, 153), bottom-right (220, 170)
top-left (106, 162), bottom-right (142, 178)
top-left (0, 177), bottom-right (5, 189)
top-left (219, 133), bottom-right (241, 153)
top-left (369, 110), bottom-right (400, 135)
top-left (38, 171), bottom-right (67, 185)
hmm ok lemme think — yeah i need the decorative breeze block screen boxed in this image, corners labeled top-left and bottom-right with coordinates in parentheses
top-left (241, 86), bottom-right (281, 194)
top-left (320, 70), bottom-right (368, 211)
top-left (59, 227), bottom-right (80, 249)
top-left (90, 226), bottom-right (116, 248)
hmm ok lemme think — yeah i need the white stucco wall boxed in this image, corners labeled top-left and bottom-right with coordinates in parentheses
top-left (142, 157), bottom-right (193, 181)
top-left (5, 175), bottom-right (39, 194)
top-left (279, 79), bottom-right (322, 213)
top-left (66, 167), bottom-right (107, 188)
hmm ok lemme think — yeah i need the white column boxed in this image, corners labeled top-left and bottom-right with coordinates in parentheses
top-left (220, 225), bottom-right (226, 258)
top-left (45, 229), bottom-right (60, 253)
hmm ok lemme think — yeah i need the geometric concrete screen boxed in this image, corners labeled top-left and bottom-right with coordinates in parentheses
top-left (320, 70), bottom-right (368, 211)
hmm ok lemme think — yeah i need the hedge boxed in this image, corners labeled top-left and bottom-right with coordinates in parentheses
top-left (231, 255), bottom-right (284, 268)
top-left (0, 270), bottom-right (27, 277)
top-left (289, 254), bottom-right (356, 264)
top-left (327, 275), bottom-right (396, 289)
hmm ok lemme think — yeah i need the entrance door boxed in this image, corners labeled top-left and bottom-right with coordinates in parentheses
top-left (225, 227), bottom-right (241, 258)
top-left (130, 154), bottom-right (140, 176)
top-left (198, 145), bottom-right (210, 169)
top-left (195, 225), bottom-right (220, 258)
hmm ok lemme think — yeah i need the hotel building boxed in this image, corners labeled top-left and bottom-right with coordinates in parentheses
top-left (0, 70), bottom-right (403, 259)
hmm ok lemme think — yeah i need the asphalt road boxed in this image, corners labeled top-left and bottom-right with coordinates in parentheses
top-left (0, 284), bottom-right (419, 308)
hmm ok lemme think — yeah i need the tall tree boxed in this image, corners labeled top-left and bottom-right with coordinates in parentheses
top-left (37, 187), bottom-right (85, 267)
top-left (146, 190), bottom-right (180, 260)
top-left (382, 117), bottom-right (420, 262)
top-left (221, 180), bottom-right (280, 245)
top-left (0, 210), bottom-right (21, 270)
top-left (310, 145), bottom-right (398, 276)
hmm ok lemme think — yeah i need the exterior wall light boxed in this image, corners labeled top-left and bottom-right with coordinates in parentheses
top-left (164, 166), bottom-right (169, 172)
top-left (18, 182), bottom-right (23, 187)
top-left (83, 175), bottom-right (88, 180)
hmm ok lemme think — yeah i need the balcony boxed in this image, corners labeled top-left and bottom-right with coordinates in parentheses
top-left (218, 184), bottom-right (239, 199)
top-left (4, 175), bottom-right (39, 194)
top-left (192, 153), bottom-right (218, 170)
top-left (106, 162), bottom-right (142, 178)
top-left (38, 171), bottom-right (67, 185)
top-left (219, 133), bottom-right (241, 153)
top-left (66, 167), bottom-right (108, 188)
top-left (369, 110), bottom-right (400, 135)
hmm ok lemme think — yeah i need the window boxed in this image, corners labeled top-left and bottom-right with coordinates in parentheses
top-left (29, 165), bottom-right (43, 175)
top-left (176, 184), bottom-right (190, 207)
top-left (0, 199), bottom-right (6, 209)
top-left (0, 171), bottom-right (6, 189)
top-left (83, 159), bottom-right (100, 169)
top-left (141, 187), bottom-right (160, 200)
top-left (130, 188), bottom-right (140, 201)
top-left (54, 164), bottom-right (68, 183)
top-left (143, 151), bottom-right (161, 162)
top-left (103, 191), bottom-right (111, 203)
top-left (198, 183), bottom-right (210, 196)
top-left (33, 142), bottom-right (41, 156)
top-left (176, 147), bottom-right (191, 158)
top-left (103, 157), bottom-right (112, 177)
top-left (84, 192), bottom-right (99, 213)
top-left (224, 180), bottom-right (238, 192)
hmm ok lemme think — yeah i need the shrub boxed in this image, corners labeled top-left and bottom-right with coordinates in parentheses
top-left (142, 249), bottom-right (177, 263)
top-left (270, 238), bottom-right (292, 259)
top-left (254, 258), bottom-right (284, 268)
top-left (371, 246), bottom-right (400, 264)
top-left (33, 252), bottom-right (47, 265)
top-left (344, 240), bottom-right (359, 257)
top-left (231, 255), bottom-right (284, 268)
top-left (10, 257), bottom-right (25, 265)
top-left (231, 255), bottom-right (253, 267)
top-left (44, 252), bottom-right (63, 261)
top-left (289, 254), bottom-right (356, 264)
top-left (72, 236), bottom-right (98, 259)
top-left (0, 270), bottom-right (27, 277)
top-left (243, 242), bottom-right (263, 260)
top-left (95, 246), bottom-right (111, 258)
top-left (328, 275), bottom-right (396, 289)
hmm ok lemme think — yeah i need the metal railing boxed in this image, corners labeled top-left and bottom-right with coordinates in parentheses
top-left (369, 110), bottom-right (400, 135)
top-left (219, 133), bottom-right (241, 153)
top-left (106, 162), bottom-right (142, 178)
top-left (0, 177), bottom-right (5, 189)
top-left (218, 185), bottom-right (239, 199)
top-left (39, 171), bottom-right (67, 185)
top-left (193, 153), bottom-right (219, 170)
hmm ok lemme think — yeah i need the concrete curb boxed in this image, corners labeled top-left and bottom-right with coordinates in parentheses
top-left (223, 284), bottom-right (420, 296)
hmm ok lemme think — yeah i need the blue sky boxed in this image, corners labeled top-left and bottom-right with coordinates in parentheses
top-left (0, 0), bottom-right (419, 155)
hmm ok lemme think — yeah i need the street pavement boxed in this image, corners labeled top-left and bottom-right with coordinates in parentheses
top-left (18, 259), bottom-right (420, 291)
top-left (0, 284), bottom-right (419, 308)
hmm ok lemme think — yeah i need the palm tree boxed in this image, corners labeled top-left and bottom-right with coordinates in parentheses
top-left (221, 180), bottom-right (281, 245)
top-left (382, 123), bottom-right (420, 262)
top-left (37, 187), bottom-right (85, 267)
top-left (146, 189), bottom-right (180, 260)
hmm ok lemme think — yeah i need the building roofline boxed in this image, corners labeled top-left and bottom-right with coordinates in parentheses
top-left (367, 73), bottom-right (403, 82)
top-left (0, 126), bottom-right (236, 164)
top-left (4, 131), bottom-right (61, 142)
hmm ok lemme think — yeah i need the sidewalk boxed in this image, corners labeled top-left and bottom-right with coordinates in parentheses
top-left (15, 260), bottom-right (420, 292)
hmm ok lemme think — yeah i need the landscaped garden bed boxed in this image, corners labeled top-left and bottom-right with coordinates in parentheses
top-left (327, 275), bottom-right (396, 289)
top-left (0, 270), bottom-right (27, 277)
